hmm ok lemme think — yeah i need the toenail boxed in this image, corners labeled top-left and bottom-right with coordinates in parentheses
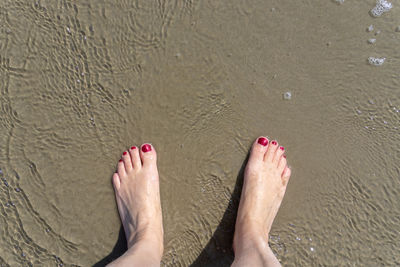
top-left (279, 146), bottom-right (284, 151)
top-left (283, 155), bottom-right (286, 158)
top-left (123, 151), bottom-right (127, 155)
top-left (271, 140), bottom-right (277, 145)
top-left (142, 144), bottom-right (152, 153)
top-left (257, 137), bottom-right (269, 146)
top-left (119, 159), bottom-right (123, 162)
top-left (130, 146), bottom-right (136, 150)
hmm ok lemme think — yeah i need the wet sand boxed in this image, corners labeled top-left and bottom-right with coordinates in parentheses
top-left (0, 0), bottom-right (399, 266)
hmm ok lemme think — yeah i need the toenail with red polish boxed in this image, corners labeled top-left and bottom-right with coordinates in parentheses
top-left (119, 159), bottom-right (123, 162)
top-left (257, 137), bottom-right (268, 146)
top-left (142, 144), bottom-right (152, 153)
top-left (130, 146), bottom-right (136, 150)
top-left (283, 155), bottom-right (286, 158)
top-left (123, 151), bottom-right (127, 155)
top-left (280, 146), bottom-right (284, 151)
top-left (272, 140), bottom-right (277, 145)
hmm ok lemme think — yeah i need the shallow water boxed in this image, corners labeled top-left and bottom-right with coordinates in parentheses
top-left (0, 0), bottom-right (399, 266)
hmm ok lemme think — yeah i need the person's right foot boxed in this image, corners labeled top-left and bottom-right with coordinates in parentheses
top-left (233, 137), bottom-right (291, 258)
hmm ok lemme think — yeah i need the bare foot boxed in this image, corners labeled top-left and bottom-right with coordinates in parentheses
top-left (109, 144), bottom-right (163, 266)
top-left (233, 137), bottom-right (291, 266)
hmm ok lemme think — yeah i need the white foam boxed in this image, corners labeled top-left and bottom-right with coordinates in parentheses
top-left (368, 38), bottom-right (376, 44)
top-left (367, 25), bottom-right (374, 32)
top-left (334, 0), bottom-right (345, 4)
top-left (370, 0), bottom-right (392, 17)
top-left (368, 57), bottom-right (386, 66)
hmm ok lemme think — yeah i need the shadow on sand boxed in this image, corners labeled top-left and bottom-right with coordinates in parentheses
top-left (94, 157), bottom-right (248, 267)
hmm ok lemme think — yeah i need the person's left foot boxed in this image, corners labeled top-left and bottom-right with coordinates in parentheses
top-left (112, 144), bottom-right (164, 259)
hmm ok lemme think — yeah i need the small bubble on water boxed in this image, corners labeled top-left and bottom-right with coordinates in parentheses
top-left (309, 237), bottom-right (312, 241)
top-left (310, 247), bottom-right (315, 252)
top-left (334, 0), bottom-right (345, 4)
top-left (15, 188), bottom-right (21, 192)
top-left (296, 236), bottom-right (301, 241)
top-left (5, 202), bottom-right (10, 207)
top-left (367, 25), bottom-right (374, 32)
top-left (10, 201), bottom-right (15, 206)
top-left (66, 26), bottom-right (71, 33)
top-left (367, 38), bottom-right (376, 44)
top-left (356, 109), bottom-right (362, 114)
top-left (368, 99), bottom-right (375, 105)
top-left (77, 79), bottom-right (80, 83)
top-left (375, 30), bottom-right (381, 36)
top-left (283, 91), bottom-right (292, 100)
top-left (45, 228), bottom-right (50, 233)
top-left (383, 120), bottom-right (388, 124)
top-left (21, 252), bottom-right (26, 257)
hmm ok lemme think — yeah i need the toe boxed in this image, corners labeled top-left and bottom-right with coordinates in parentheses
top-left (248, 137), bottom-right (269, 165)
top-left (117, 159), bottom-right (127, 177)
top-left (112, 173), bottom-right (121, 190)
top-left (122, 151), bottom-right (133, 172)
top-left (273, 145), bottom-right (285, 164)
top-left (140, 143), bottom-right (157, 167)
top-left (264, 139), bottom-right (278, 162)
top-left (277, 155), bottom-right (287, 174)
top-left (282, 166), bottom-right (291, 185)
top-left (129, 146), bottom-right (141, 169)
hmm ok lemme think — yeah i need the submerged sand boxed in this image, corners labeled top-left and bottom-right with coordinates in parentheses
top-left (0, 0), bottom-right (399, 266)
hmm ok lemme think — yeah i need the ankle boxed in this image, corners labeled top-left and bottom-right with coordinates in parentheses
top-left (127, 228), bottom-right (164, 258)
top-left (233, 224), bottom-right (269, 255)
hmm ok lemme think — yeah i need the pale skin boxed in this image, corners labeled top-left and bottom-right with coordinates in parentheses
top-left (108, 137), bottom-right (291, 267)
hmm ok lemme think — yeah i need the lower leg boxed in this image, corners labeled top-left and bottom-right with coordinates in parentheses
top-left (107, 237), bottom-right (162, 267)
top-left (232, 137), bottom-right (291, 267)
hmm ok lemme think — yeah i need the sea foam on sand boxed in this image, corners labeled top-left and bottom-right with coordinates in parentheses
top-left (370, 0), bottom-right (392, 17)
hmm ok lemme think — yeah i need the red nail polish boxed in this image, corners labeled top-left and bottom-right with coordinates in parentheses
top-left (271, 140), bottom-right (277, 145)
top-left (123, 151), bottom-right (127, 155)
top-left (119, 159), bottom-right (123, 162)
top-left (283, 155), bottom-right (286, 158)
top-left (131, 146), bottom-right (136, 150)
top-left (142, 144), bottom-right (152, 153)
top-left (279, 146), bottom-right (284, 151)
top-left (257, 137), bottom-right (268, 146)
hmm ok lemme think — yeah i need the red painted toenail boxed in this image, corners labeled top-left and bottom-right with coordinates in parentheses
top-left (119, 159), bottom-right (123, 162)
top-left (280, 146), bottom-right (284, 151)
top-left (130, 146), bottom-right (136, 150)
top-left (257, 137), bottom-right (268, 146)
top-left (123, 151), bottom-right (127, 155)
top-left (283, 155), bottom-right (286, 158)
top-left (142, 144), bottom-right (152, 153)
top-left (271, 140), bottom-right (277, 145)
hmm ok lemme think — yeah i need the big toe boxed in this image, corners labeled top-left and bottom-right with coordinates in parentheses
top-left (140, 143), bottom-right (157, 167)
top-left (247, 137), bottom-right (269, 166)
